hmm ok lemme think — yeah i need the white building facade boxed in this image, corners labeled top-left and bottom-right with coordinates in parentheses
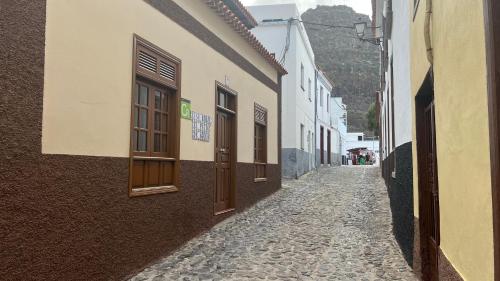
top-left (331, 96), bottom-right (348, 165)
top-left (345, 133), bottom-right (380, 162)
top-left (249, 4), bottom-right (317, 178)
top-left (373, 0), bottom-right (414, 265)
top-left (316, 70), bottom-right (343, 166)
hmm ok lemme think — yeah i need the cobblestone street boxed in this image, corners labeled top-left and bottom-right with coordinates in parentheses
top-left (130, 167), bottom-right (417, 281)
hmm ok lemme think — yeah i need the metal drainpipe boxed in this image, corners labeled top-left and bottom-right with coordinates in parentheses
top-left (424, 0), bottom-right (433, 64)
top-left (314, 69), bottom-right (318, 171)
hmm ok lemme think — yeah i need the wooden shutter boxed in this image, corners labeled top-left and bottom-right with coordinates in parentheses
top-left (136, 43), bottom-right (178, 89)
top-left (254, 104), bottom-right (267, 179)
top-left (130, 36), bottom-right (181, 197)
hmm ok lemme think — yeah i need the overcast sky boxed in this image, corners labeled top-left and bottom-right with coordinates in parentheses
top-left (240, 0), bottom-right (372, 16)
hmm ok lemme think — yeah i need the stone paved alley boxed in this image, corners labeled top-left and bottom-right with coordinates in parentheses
top-left (130, 167), bottom-right (417, 281)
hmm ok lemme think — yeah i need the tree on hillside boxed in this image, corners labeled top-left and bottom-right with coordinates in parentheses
top-left (366, 103), bottom-right (379, 136)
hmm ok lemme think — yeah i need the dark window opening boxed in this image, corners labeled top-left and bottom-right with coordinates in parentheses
top-left (254, 104), bottom-right (267, 180)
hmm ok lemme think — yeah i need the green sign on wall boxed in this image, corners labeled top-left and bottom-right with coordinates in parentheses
top-left (180, 99), bottom-right (192, 120)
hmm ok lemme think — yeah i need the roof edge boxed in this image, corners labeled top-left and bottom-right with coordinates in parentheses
top-left (203, 0), bottom-right (288, 75)
top-left (222, 0), bottom-right (258, 28)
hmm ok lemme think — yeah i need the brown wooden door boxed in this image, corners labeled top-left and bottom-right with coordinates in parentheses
top-left (486, 1), bottom-right (500, 278)
top-left (320, 126), bottom-right (324, 164)
top-left (417, 93), bottom-right (440, 281)
top-left (327, 130), bottom-right (332, 165)
top-left (215, 110), bottom-right (234, 213)
top-left (424, 102), bottom-right (440, 281)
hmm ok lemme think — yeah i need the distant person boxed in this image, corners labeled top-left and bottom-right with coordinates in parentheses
top-left (359, 155), bottom-right (366, 165)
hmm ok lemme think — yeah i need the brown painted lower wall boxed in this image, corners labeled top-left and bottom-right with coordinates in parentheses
top-left (236, 163), bottom-right (281, 211)
top-left (413, 217), bottom-right (464, 281)
top-left (2, 155), bottom-right (280, 281)
top-left (1, 1), bottom-right (283, 280)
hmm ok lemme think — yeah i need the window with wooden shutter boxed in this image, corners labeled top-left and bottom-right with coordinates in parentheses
top-left (254, 103), bottom-right (267, 180)
top-left (129, 36), bottom-right (181, 197)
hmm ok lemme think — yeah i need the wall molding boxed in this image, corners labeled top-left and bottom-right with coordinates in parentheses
top-left (144, 0), bottom-right (281, 94)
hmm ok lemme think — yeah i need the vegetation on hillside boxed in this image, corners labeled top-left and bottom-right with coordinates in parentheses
top-left (302, 5), bottom-right (379, 135)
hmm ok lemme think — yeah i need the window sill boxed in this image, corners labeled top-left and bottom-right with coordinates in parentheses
top-left (132, 156), bottom-right (176, 161)
top-left (214, 208), bottom-right (235, 216)
top-left (254, 178), bottom-right (267, 183)
top-left (130, 185), bottom-right (178, 197)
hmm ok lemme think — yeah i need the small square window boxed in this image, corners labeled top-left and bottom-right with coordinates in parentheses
top-left (300, 124), bottom-right (305, 150)
top-left (320, 87), bottom-right (324, 107)
top-left (300, 64), bottom-right (305, 90)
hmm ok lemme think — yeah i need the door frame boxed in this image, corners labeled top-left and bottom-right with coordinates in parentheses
top-left (415, 71), bottom-right (440, 280)
top-left (213, 81), bottom-right (237, 215)
top-left (484, 0), bottom-right (500, 278)
top-left (327, 130), bottom-right (332, 165)
top-left (320, 126), bottom-right (324, 164)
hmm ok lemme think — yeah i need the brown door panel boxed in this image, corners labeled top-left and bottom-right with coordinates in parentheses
top-left (214, 109), bottom-right (234, 214)
top-left (417, 83), bottom-right (440, 281)
top-left (320, 127), bottom-right (324, 164)
top-left (327, 130), bottom-right (332, 165)
top-left (429, 239), bottom-right (439, 281)
top-left (419, 100), bottom-right (440, 281)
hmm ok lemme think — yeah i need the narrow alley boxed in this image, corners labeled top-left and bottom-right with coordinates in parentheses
top-left (130, 167), bottom-right (417, 281)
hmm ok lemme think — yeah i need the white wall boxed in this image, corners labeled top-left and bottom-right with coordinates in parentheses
top-left (382, 60), bottom-right (391, 159)
top-left (316, 70), bottom-right (335, 162)
top-left (292, 21), bottom-right (316, 153)
top-left (331, 97), bottom-right (347, 156)
top-left (316, 71), bottom-right (332, 129)
top-left (249, 4), bottom-right (316, 153)
top-left (380, 0), bottom-right (412, 162)
top-left (346, 132), bottom-right (364, 142)
top-left (392, 0), bottom-right (412, 147)
top-left (248, 20), bottom-right (298, 149)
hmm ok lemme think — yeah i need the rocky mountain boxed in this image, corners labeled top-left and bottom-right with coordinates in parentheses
top-left (302, 5), bottom-right (379, 135)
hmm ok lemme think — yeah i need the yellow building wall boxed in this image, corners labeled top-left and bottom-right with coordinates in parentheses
top-left (411, 0), bottom-right (493, 280)
top-left (42, 0), bottom-right (279, 164)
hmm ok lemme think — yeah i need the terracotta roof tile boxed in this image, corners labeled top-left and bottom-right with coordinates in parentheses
top-left (222, 0), bottom-right (258, 28)
top-left (203, 0), bottom-right (287, 75)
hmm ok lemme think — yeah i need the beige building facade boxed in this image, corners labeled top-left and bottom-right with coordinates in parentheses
top-left (410, 0), bottom-right (500, 280)
top-left (1, 0), bottom-right (285, 280)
